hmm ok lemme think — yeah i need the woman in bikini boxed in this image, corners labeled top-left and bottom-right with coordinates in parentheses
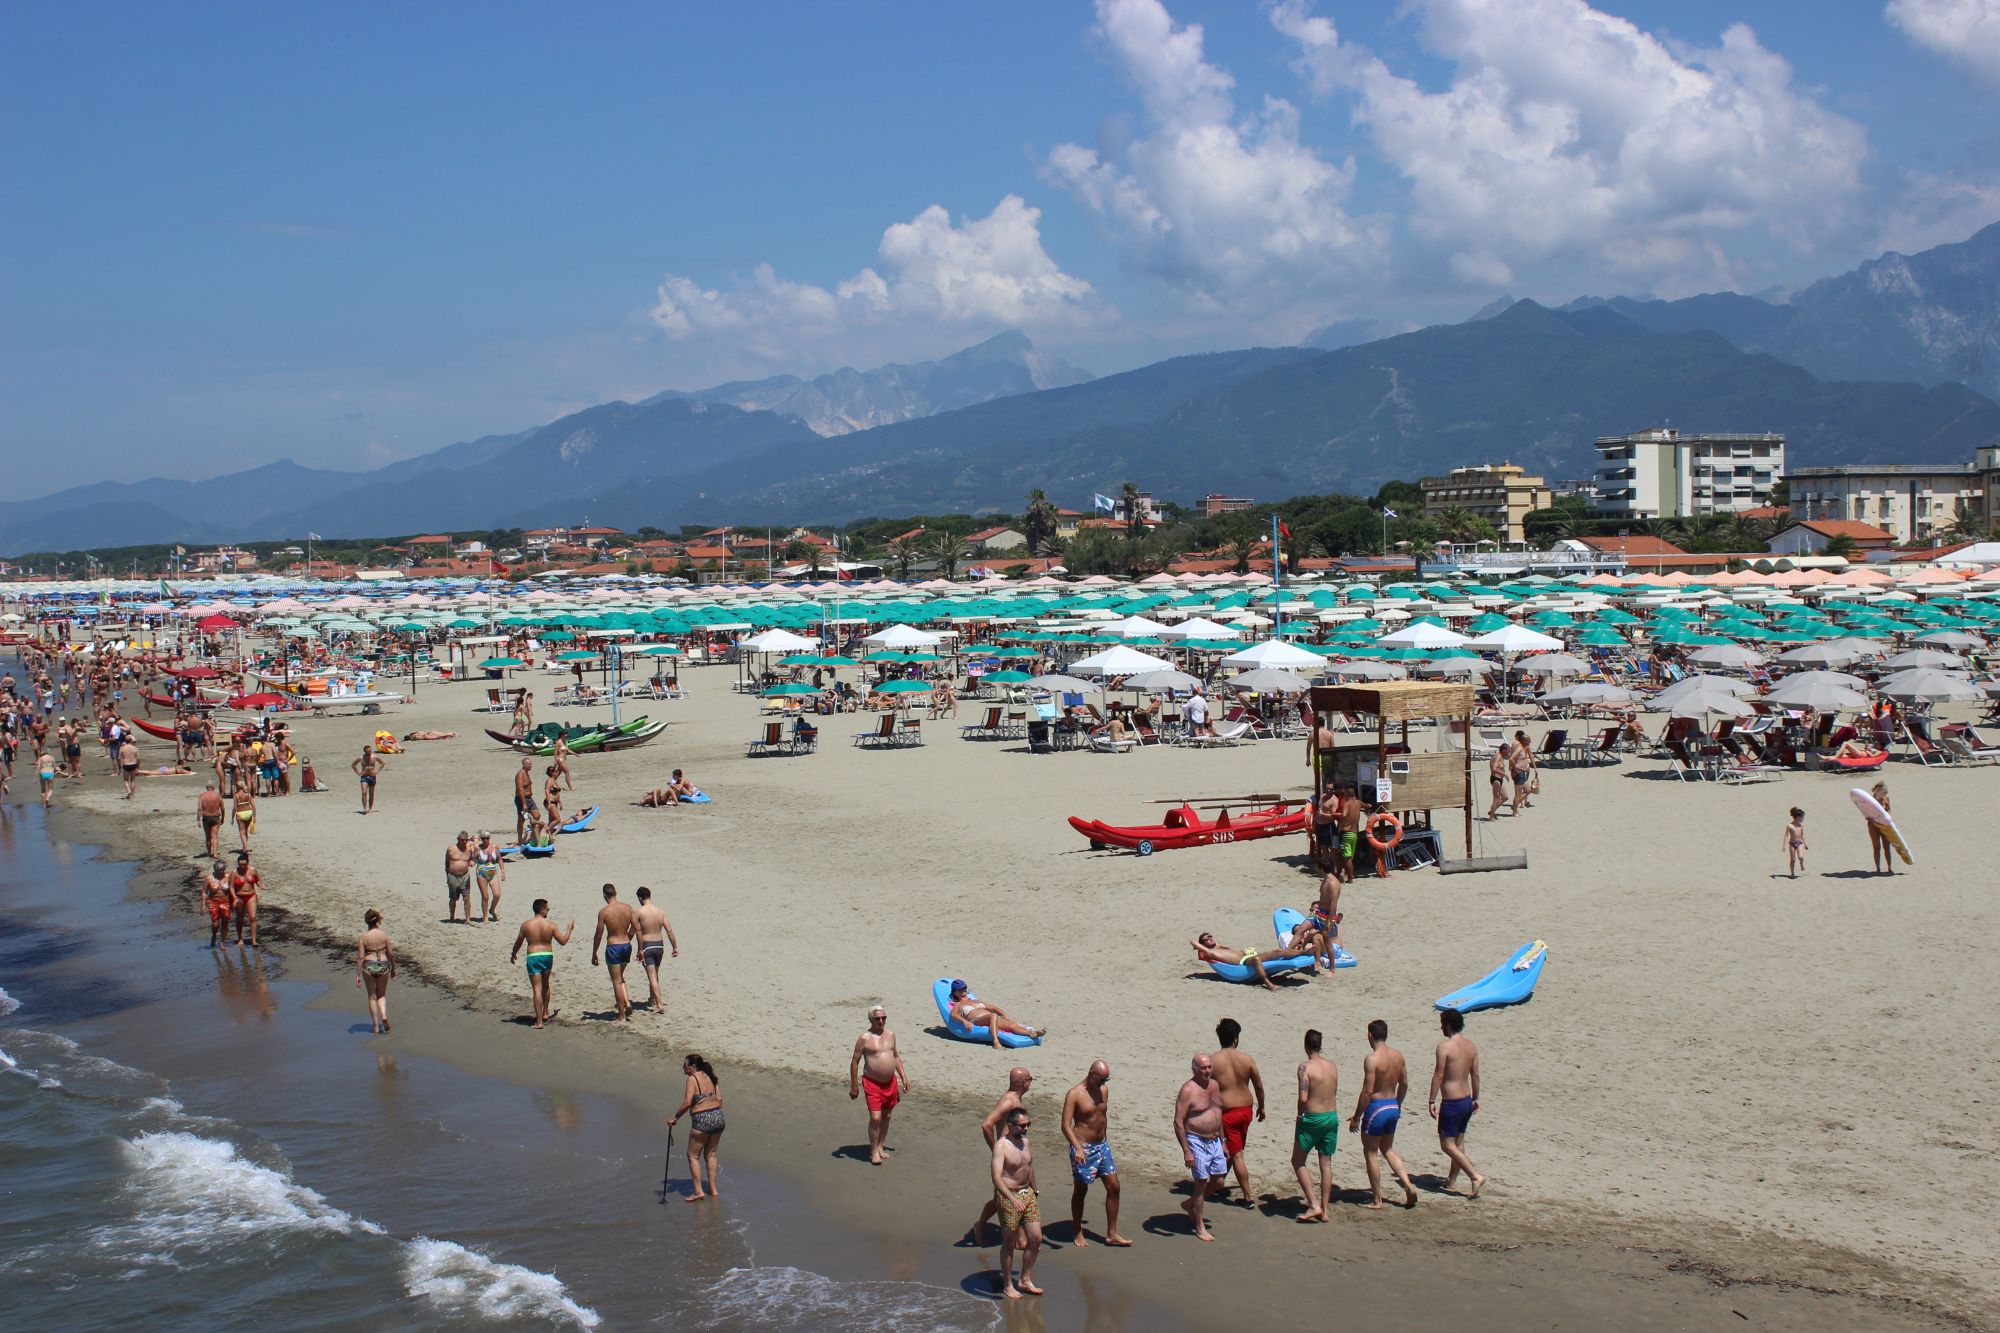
top-left (37, 745), bottom-right (57, 808)
top-left (552, 734), bottom-right (574, 791)
top-left (232, 782), bottom-right (257, 851)
top-left (230, 851), bottom-right (262, 947)
top-left (355, 908), bottom-right (395, 1034)
top-left (669, 1053), bottom-right (726, 1202)
top-left (473, 833), bottom-right (504, 923)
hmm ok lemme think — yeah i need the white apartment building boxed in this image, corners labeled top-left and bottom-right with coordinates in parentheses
top-left (1593, 428), bottom-right (1785, 520)
top-left (1785, 450), bottom-right (1996, 545)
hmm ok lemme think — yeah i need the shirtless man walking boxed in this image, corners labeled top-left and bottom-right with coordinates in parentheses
top-left (512, 757), bottom-right (536, 845)
top-left (351, 744), bottom-right (383, 814)
top-left (444, 831), bottom-right (474, 925)
top-left (1485, 741), bottom-right (1512, 820)
top-left (633, 886), bottom-right (677, 1014)
top-left (1061, 1060), bottom-right (1130, 1246)
top-left (1292, 1028), bottom-right (1341, 1222)
top-left (1349, 1018), bottom-right (1418, 1209)
top-left (508, 898), bottom-right (575, 1030)
top-left (1173, 1053), bottom-right (1228, 1241)
top-left (969, 1068), bottom-right (1034, 1244)
top-left (1210, 1018), bottom-right (1265, 1204)
top-left (1335, 784), bottom-right (1363, 884)
top-left (118, 735), bottom-right (140, 799)
top-left (990, 1107), bottom-right (1043, 1299)
top-left (196, 781), bottom-right (225, 858)
top-left (848, 1006), bottom-right (909, 1165)
top-left (590, 883), bottom-right (638, 1023)
top-left (1429, 1007), bottom-right (1485, 1197)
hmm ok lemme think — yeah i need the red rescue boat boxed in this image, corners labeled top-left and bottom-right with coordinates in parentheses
top-left (128, 716), bottom-right (181, 741)
top-left (1068, 802), bottom-right (1306, 855)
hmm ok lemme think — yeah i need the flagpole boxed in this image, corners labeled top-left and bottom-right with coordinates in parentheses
top-left (1271, 514), bottom-right (1282, 637)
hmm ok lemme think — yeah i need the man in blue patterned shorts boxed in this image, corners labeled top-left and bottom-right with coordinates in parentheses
top-left (1061, 1060), bottom-right (1130, 1247)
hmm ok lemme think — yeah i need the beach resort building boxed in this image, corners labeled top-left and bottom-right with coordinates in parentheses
top-left (966, 525), bottom-right (1026, 553)
top-left (1195, 494), bottom-right (1254, 519)
top-left (1419, 464), bottom-right (1553, 542)
top-left (1782, 453), bottom-right (1997, 545)
top-left (1765, 518), bottom-right (1896, 556)
top-left (1593, 428), bottom-right (1785, 520)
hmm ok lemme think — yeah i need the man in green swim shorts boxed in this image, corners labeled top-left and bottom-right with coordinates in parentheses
top-left (509, 898), bottom-right (575, 1030)
top-left (1291, 1028), bottom-right (1341, 1222)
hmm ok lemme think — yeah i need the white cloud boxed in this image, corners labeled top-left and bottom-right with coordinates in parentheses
top-left (647, 196), bottom-right (1098, 365)
top-left (1043, 0), bottom-right (1381, 306)
top-left (1887, 0), bottom-right (2000, 83)
top-left (1272, 0), bottom-right (1870, 294)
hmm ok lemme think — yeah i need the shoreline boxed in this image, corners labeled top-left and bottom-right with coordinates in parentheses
top-left (37, 672), bottom-right (1999, 1329)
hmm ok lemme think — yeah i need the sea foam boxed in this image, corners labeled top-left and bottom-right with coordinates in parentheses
top-left (403, 1238), bottom-right (601, 1328)
top-left (0, 984), bottom-right (20, 1015)
top-left (699, 1266), bottom-right (997, 1332)
top-left (101, 1131), bottom-right (379, 1261)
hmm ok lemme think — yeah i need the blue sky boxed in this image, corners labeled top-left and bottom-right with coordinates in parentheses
top-left (4, 0), bottom-right (1997, 496)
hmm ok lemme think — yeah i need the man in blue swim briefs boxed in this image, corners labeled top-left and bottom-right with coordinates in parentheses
top-left (1429, 1008), bottom-right (1486, 1198)
top-left (591, 883), bottom-right (639, 1024)
top-left (510, 898), bottom-right (575, 1030)
top-left (1348, 1018), bottom-right (1418, 1210)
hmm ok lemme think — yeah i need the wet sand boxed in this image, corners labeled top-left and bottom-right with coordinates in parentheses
top-left (60, 664), bottom-right (2000, 1328)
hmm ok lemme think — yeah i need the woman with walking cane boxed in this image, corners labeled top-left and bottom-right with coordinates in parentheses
top-left (668, 1053), bottom-right (726, 1202)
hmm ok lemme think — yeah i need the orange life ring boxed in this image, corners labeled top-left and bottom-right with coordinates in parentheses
top-left (1364, 812), bottom-right (1403, 852)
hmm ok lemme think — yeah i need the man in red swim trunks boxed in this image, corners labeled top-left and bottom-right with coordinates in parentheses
top-left (849, 1006), bottom-right (910, 1166)
top-left (1210, 1017), bottom-right (1265, 1203)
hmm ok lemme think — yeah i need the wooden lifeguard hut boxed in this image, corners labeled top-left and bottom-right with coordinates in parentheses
top-left (1307, 680), bottom-right (1477, 864)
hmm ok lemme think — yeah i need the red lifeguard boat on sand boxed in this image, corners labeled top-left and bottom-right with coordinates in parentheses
top-left (1069, 801), bottom-right (1306, 855)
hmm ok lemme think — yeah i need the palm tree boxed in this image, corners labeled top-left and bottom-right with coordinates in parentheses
top-left (1119, 482), bottom-right (1145, 544)
top-left (1942, 500), bottom-right (1987, 543)
top-left (1437, 505), bottom-right (1479, 545)
top-left (925, 530), bottom-right (973, 580)
top-left (1023, 489), bottom-right (1060, 555)
top-left (1226, 529), bottom-right (1260, 574)
top-left (887, 534), bottom-right (925, 580)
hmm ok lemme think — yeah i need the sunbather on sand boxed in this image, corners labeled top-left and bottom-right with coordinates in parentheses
top-left (1091, 717), bottom-right (1134, 746)
top-left (1191, 933), bottom-right (1317, 990)
top-left (402, 730), bottom-right (458, 741)
top-left (948, 980), bottom-right (1047, 1048)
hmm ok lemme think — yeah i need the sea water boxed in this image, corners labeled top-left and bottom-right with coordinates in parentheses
top-left (0, 801), bottom-right (997, 1331)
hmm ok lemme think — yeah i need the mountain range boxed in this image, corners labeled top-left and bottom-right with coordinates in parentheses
top-left (6, 223), bottom-right (2000, 556)
top-left (644, 330), bottom-right (1093, 436)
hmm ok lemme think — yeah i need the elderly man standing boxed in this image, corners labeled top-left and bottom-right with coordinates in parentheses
top-left (444, 831), bottom-right (474, 925)
top-left (1174, 1053), bottom-right (1228, 1242)
top-left (848, 1006), bottom-right (910, 1166)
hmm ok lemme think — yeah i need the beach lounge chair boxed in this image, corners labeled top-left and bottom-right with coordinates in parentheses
top-left (1535, 729), bottom-right (1569, 766)
top-left (1187, 719), bottom-right (1252, 748)
top-left (898, 716), bottom-right (923, 746)
top-left (961, 706), bottom-right (1004, 740)
top-left (854, 714), bottom-right (899, 749)
top-left (1089, 727), bottom-right (1138, 753)
top-left (1941, 736), bottom-right (1998, 766)
top-left (791, 718), bottom-right (819, 754)
top-left (1663, 738), bottom-right (1705, 782)
top-left (1027, 720), bottom-right (1056, 754)
top-left (484, 688), bottom-right (509, 713)
top-left (1002, 708), bottom-right (1029, 739)
top-left (746, 721), bottom-right (784, 757)
top-left (1903, 721), bottom-right (1951, 766)
top-left (1471, 726), bottom-right (1505, 757)
top-left (1223, 706), bottom-right (1274, 741)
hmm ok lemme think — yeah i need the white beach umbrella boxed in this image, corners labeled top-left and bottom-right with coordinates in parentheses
top-left (1125, 668), bottom-right (1204, 692)
top-left (1880, 648), bottom-right (1963, 670)
top-left (1912, 630), bottom-right (1981, 649)
top-left (1764, 678), bottom-right (1866, 711)
top-left (863, 623), bottom-right (944, 648)
top-left (1226, 667), bottom-right (1310, 693)
top-left (1416, 657), bottom-right (1498, 677)
top-left (1104, 615), bottom-right (1172, 638)
top-left (1467, 624), bottom-right (1563, 653)
top-left (1878, 668), bottom-right (1982, 703)
top-left (1773, 668), bottom-right (1866, 689)
top-left (1323, 660), bottom-right (1407, 681)
top-left (1668, 688), bottom-right (1756, 719)
top-left (1070, 645), bottom-right (1174, 676)
top-left (1377, 621), bottom-right (1468, 649)
top-left (1539, 682), bottom-right (1640, 707)
top-left (1653, 674), bottom-right (1755, 709)
top-left (1219, 638), bottom-right (1324, 669)
top-left (1159, 616), bottom-right (1241, 640)
top-left (1687, 644), bottom-right (1766, 670)
top-left (1516, 652), bottom-right (1590, 677)
top-left (1025, 674), bottom-right (1096, 693)
top-left (741, 628), bottom-right (817, 653)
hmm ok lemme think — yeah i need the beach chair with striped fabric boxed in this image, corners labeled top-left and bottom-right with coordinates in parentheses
top-left (960, 706), bottom-right (1004, 740)
top-left (854, 714), bottom-right (899, 748)
top-left (746, 721), bottom-right (784, 757)
top-left (1941, 736), bottom-right (1998, 766)
top-left (898, 715), bottom-right (924, 747)
top-left (1903, 720), bottom-right (1951, 766)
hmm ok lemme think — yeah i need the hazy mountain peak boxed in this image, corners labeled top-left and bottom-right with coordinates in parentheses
top-left (644, 331), bottom-right (1094, 437)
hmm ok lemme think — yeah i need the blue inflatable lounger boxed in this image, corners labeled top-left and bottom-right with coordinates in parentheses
top-left (555, 805), bottom-right (598, 833)
top-left (1435, 940), bottom-right (1546, 1014)
top-left (1272, 907), bottom-right (1357, 969)
top-left (1204, 920), bottom-right (1316, 985)
top-left (933, 978), bottom-right (1042, 1048)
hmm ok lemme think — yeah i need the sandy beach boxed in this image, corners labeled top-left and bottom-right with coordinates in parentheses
top-left (65, 663), bottom-right (2000, 1326)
